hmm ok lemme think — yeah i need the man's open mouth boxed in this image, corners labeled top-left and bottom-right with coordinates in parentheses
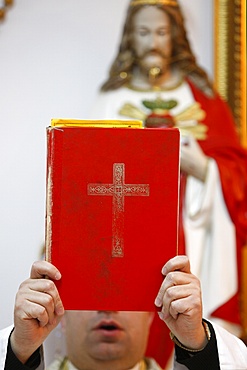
top-left (100, 324), bottom-right (118, 331)
top-left (95, 320), bottom-right (122, 332)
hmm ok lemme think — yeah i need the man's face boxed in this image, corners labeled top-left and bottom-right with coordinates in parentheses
top-left (131, 6), bottom-right (172, 78)
top-left (64, 310), bottom-right (154, 370)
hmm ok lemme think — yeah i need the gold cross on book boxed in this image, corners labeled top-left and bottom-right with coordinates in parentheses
top-left (88, 163), bottom-right (150, 257)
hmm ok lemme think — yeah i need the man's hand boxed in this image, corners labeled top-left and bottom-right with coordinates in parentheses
top-left (10, 260), bottom-right (64, 364)
top-left (155, 255), bottom-right (208, 350)
top-left (180, 135), bottom-right (209, 182)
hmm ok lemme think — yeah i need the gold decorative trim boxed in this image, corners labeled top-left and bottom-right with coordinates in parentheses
top-left (241, 0), bottom-right (246, 146)
top-left (130, 0), bottom-right (178, 7)
top-left (214, 0), bottom-right (246, 147)
top-left (214, 0), bottom-right (228, 99)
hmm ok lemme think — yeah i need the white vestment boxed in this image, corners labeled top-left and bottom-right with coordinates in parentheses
top-left (47, 357), bottom-right (161, 370)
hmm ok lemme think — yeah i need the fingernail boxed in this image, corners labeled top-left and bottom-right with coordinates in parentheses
top-left (158, 311), bottom-right (164, 321)
top-left (154, 297), bottom-right (162, 307)
top-left (56, 306), bottom-right (64, 316)
top-left (161, 266), bottom-right (167, 275)
top-left (40, 321), bottom-right (46, 328)
top-left (55, 271), bottom-right (62, 280)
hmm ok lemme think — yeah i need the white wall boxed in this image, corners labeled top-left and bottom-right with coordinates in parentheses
top-left (0, 0), bottom-right (213, 364)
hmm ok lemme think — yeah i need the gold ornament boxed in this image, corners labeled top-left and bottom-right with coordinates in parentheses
top-left (130, 0), bottom-right (178, 7)
top-left (119, 101), bottom-right (208, 140)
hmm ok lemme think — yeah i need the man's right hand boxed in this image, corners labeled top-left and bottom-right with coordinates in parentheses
top-left (10, 260), bottom-right (64, 364)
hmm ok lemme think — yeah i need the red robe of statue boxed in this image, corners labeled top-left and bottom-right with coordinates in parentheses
top-left (146, 80), bottom-right (247, 367)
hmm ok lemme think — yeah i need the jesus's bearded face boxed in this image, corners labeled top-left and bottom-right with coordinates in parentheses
top-left (131, 6), bottom-right (173, 79)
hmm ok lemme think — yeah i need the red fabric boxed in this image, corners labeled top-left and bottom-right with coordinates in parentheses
top-left (145, 81), bottom-right (247, 368)
top-left (145, 314), bottom-right (174, 366)
top-left (189, 81), bottom-right (247, 324)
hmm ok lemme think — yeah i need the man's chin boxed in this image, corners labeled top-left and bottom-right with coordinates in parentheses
top-left (91, 342), bottom-right (125, 361)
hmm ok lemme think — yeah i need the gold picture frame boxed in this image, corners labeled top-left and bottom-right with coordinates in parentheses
top-left (214, 0), bottom-right (246, 147)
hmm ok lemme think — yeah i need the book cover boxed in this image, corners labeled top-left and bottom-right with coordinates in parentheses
top-left (45, 123), bottom-right (180, 311)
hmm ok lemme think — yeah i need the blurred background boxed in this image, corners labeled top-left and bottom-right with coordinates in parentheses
top-left (0, 0), bottom-right (217, 365)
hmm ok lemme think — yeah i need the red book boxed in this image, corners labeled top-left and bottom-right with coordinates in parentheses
top-left (45, 122), bottom-right (180, 311)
